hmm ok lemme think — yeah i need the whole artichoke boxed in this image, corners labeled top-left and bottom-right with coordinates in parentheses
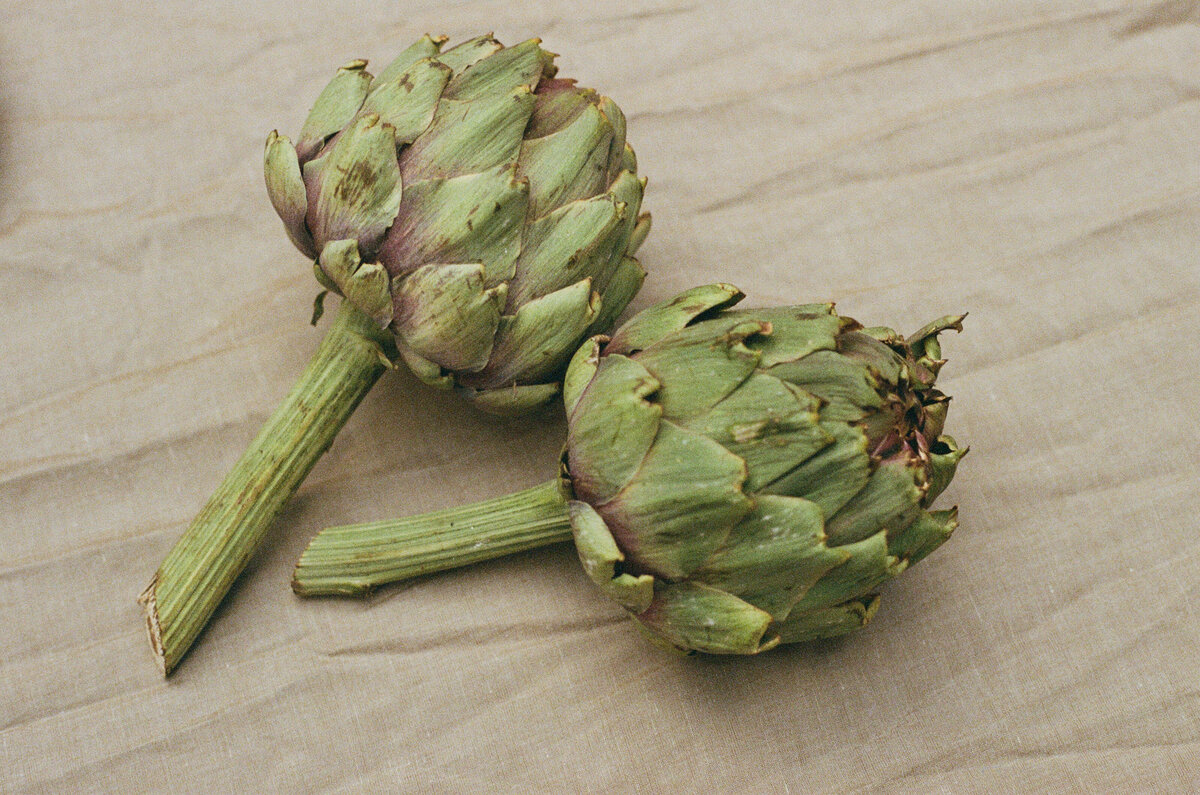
top-left (560, 284), bottom-right (966, 652)
top-left (294, 285), bottom-right (967, 655)
top-left (142, 34), bottom-right (648, 675)
top-left (265, 34), bottom-right (650, 413)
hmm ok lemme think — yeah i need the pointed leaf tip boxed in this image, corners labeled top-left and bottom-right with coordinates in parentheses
top-left (296, 61), bottom-right (372, 161)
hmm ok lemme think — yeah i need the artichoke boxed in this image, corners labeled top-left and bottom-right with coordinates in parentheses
top-left (266, 33), bottom-right (649, 413)
top-left (141, 34), bottom-right (648, 674)
top-left (294, 284), bottom-right (967, 655)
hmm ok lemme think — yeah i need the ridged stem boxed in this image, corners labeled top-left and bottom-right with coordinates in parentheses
top-left (292, 478), bottom-right (572, 597)
top-left (139, 300), bottom-right (391, 675)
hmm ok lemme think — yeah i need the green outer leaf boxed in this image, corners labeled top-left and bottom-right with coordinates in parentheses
top-left (584, 256), bottom-right (645, 340)
top-left (304, 114), bottom-right (403, 256)
top-left (626, 211), bottom-right (651, 256)
top-left (597, 420), bottom-right (750, 580)
top-left (374, 34), bottom-right (447, 87)
top-left (926, 434), bottom-right (968, 505)
top-left (395, 342), bottom-right (453, 390)
top-left (761, 421), bottom-right (871, 520)
top-left (589, 170), bottom-right (645, 293)
top-left (619, 143), bottom-right (637, 177)
top-left (768, 350), bottom-right (883, 422)
top-left (526, 84), bottom-right (596, 139)
top-left (463, 382), bottom-right (560, 416)
top-left (634, 582), bottom-right (777, 655)
top-left (888, 508), bottom-right (958, 566)
top-left (569, 500), bottom-right (654, 614)
top-left (400, 87), bottom-right (535, 182)
top-left (598, 95), bottom-right (628, 183)
top-left (562, 336), bottom-right (603, 419)
top-left (736, 306), bottom-right (840, 368)
top-left (390, 263), bottom-right (504, 372)
top-left (296, 60), bottom-right (372, 161)
top-left (608, 171), bottom-right (646, 251)
top-left (566, 354), bottom-right (662, 505)
top-left (317, 239), bottom-right (393, 326)
top-left (360, 58), bottom-right (452, 146)
top-left (434, 34), bottom-right (502, 74)
top-left (692, 495), bottom-right (848, 621)
top-left (606, 283), bottom-right (743, 355)
top-left (518, 102), bottom-right (614, 220)
top-left (380, 164), bottom-right (528, 284)
top-left (773, 595), bottom-right (880, 644)
top-left (837, 329), bottom-right (907, 385)
top-left (631, 317), bottom-right (766, 421)
top-left (316, 238), bottom-right (362, 292)
top-left (445, 38), bottom-right (547, 101)
top-left (792, 530), bottom-right (905, 613)
top-left (824, 458), bottom-right (925, 546)
top-left (473, 278), bottom-right (599, 386)
top-left (264, 131), bottom-right (316, 258)
top-left (508, 193), bottom-right (622, 306)
top-left (681, 373), bottom-right (831, 492)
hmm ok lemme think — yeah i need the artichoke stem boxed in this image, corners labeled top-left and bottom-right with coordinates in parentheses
top-left (139, 300), bottom-right (392, 675)
top-left (292, 479), bottom-right (572, 597)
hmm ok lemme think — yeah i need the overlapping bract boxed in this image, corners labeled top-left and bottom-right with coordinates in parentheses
top-left (264, 35), bottom-right (650, 414)
top-left (560, 285), bottom-right (967, 653)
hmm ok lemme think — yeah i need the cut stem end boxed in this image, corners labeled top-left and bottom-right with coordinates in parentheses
top-left (141, 299), bottom-right (392, 676)
top-left (293, 478), bottom-right (573, 597)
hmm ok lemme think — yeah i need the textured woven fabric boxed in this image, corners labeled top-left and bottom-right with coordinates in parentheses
top-left (2, 1), bottom-right (1198, 791)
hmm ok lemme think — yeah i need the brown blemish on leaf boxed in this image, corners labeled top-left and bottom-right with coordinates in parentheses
top-left (333, 160), bottom-right (377, 203)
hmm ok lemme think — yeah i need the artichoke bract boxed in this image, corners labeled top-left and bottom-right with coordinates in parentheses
top-left (265, 33), bottom-right (650, 414)
top-left (141, 34), bottom-right (648, 674)
top-left (294, 285), bottom-right (967, 655)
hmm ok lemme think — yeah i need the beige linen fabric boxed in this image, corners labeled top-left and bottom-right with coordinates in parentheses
top-left (2, 1), bottom-right (1198, 791)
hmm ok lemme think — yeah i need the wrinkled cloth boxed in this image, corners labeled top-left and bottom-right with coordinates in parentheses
top-left (2, 1), bottom-right (1198, 791)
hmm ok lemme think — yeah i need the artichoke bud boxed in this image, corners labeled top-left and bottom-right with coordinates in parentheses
top-left (264, 35), bottom-right (650, 414)
top-left (561, 285), bottom-right (968, 654)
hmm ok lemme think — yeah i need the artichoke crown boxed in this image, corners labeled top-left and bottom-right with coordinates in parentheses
top-left (560, 285), bottom-right (967, 654)
top-left (265, 35), bottom-right (649, 414)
